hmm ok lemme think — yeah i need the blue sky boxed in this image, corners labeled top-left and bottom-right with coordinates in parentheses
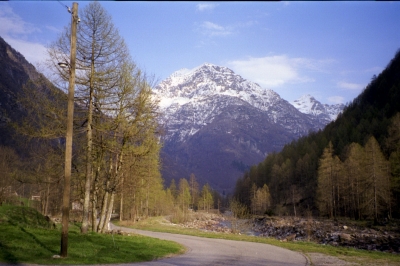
top-left (1, 1), bottom-right (399, 105)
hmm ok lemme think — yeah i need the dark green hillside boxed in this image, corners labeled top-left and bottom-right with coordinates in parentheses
top-left (234, 49), bottom-right (400, 219)
top-left (0, 36), bottom-right (72, 212)
top-left (0, 205), bottom-right (53, 229)
top-left (326, 50), bottom-right (400, 156)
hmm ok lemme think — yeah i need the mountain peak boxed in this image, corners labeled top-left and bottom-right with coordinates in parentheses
top-left (168, 63), bottom-right (234, 81)
top-left (155, 63), bottom-right (281, 111)
top-left (291, 94), bottom-right (344, 121)
top-left (299, 94), bottom-right (316, 101)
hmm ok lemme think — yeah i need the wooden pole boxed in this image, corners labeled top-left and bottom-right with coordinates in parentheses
top-left (60, 2), bottom-right (78, 258)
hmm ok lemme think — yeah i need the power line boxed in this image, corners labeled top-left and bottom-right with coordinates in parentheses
top-left (57, 1), bottom-right (71, 13)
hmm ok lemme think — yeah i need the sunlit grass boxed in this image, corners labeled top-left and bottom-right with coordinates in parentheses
top-left (0, 206), bottom-right (184, 265)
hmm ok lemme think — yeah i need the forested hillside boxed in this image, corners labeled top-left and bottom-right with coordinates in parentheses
top-left (233, 49), bottom-right (400, 220)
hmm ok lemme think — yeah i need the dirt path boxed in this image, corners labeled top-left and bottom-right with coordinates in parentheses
top-left (112, 224), bottom-right (309, 265)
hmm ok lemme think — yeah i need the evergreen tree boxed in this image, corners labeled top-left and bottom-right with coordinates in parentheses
top-left (251, 184), bottom-right (271, 215)
top-left (178, 178), bottom-right (191, 213)
top-left (169, 179), bottom-right (178, 201)
top-left (317, 142), bottom-right (336, 218)
top-left (343, 142), bottom-right (366, 219)
top-left (364, 136), bottom-right (391, 222)
top-left (199, 183), bottom-right (213, 212)
top-left (189, 173), bottom-right (199, 210)
top-left (386, 113), bottom-right (400, 216)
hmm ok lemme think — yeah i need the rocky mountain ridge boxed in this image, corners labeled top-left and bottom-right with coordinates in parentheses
top-left (291, 94), bottom-right (344, 125)
top-left (0, 36), bottom-right (41, 148)
top-left (154, 63), bottom-right (344, 192)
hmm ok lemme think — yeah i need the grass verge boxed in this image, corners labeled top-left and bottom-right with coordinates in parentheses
top-left (117, 216), bottom-right (400, 265)
top-left (0, 206), bottom-right (184, 265)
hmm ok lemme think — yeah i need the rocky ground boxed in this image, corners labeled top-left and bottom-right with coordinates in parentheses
top-left (177, 212), bottom-right (400, 254)
top-left (251, 216), bottom-right (400, 254)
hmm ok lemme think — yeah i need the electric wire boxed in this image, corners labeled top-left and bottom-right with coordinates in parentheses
top-left (57, 1), bottom-right (71, 13)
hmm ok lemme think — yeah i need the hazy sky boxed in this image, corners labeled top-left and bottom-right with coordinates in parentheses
top-left (1, 1), bottom-right (399, 104)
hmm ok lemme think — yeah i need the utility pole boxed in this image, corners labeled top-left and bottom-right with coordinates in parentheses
top-left (60, 2), bottom-right (78, 258)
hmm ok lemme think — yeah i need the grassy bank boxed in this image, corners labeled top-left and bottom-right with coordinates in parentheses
top-left (117, 216), bottom-right (400, 265)
top-left (0, 206), bottom-right (184, 265)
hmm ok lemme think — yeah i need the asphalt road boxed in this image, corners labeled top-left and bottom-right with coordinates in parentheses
top-left (111, 224), bottom-right (310, 266)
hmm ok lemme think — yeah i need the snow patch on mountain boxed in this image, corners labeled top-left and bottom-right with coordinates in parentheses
top-left (154, 63), bottom-right (342, 143)
top-left (291, 94), bottom-right (344, 121)
top-left (156, 63), bottom-right (282, 113)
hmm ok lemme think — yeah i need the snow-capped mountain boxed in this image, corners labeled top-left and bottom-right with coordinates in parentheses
top-left (291, 94), bottom-right (344, 124)
top-left (154, 64), bottom-right (342, 192)
top-left (155, 64), bottom-right (324, 142)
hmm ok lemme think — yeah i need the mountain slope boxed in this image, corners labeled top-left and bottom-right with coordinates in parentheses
top-left (155, 64), bottom-right (342, 192)
top-left (233, 49), bottom-right (400, 216)
top-left (0, 36), bottom-right (66, 154)
top-left (0, 36), bottom-right (39, 149)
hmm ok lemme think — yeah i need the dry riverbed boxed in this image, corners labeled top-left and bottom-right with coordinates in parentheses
top-left (177, 212), bottom-right (400, 253)
top-left (158, 212), bottom-right (400, 265)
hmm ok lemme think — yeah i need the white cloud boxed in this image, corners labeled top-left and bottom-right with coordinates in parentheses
top-left (196, 3), bottom-right (217, 12)
top-left (0, 5), bottom-right (40, 36)
top-left (227, 55), bottom-right (317, 88)
top-left (5, 37), bottom-right (48, 66)
top-left (0, 4), bottom-right (48, 66)
top-left (196, 18), bottom-right (257, 39)
top-left (328, 96), bottom-right (345, 104)
top-left (45, 25), bottom-right (62, 33)
top-left (198, 21), bottom-right (233, 37)
top-left (337, 81), bottom-right (363, 90)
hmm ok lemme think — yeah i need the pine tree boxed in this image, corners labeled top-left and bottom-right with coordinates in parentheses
top-left (169, 179), bottom-right (178, 202)
top-left (178, 178), bottom-right (191, 213)
top-left (317, 142), bottom-right (336, 218)
top-left (343, 142), bottom-right (366, 219)
top-left (48, 1), bottom-right (130, 234)
top-left (189, 173), bottom-right (199, 210)
top-left (199, 183), bottom-right (213, 212)
top-left (251, 184), bottom-right (271, 215)
top-left (386, 113), bottom-right (400, 216)
top-left (364, 136), bottom-right (391, 222)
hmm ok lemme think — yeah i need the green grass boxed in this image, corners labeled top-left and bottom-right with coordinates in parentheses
top-left (0, 206), bottom-right (184, 265)
top-left (0, 205), bottom-right (53, 228)
top-left (117, 216), bottom-right (400, 265)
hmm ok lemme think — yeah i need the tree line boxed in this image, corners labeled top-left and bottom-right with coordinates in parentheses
top-left (233, 49), bottom-right (400, 220)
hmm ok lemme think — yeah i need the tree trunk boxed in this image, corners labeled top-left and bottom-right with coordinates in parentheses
top-left (119, 179), bottom-right (124, 221)
top-left (292, 186), bottom-right (297, 217)
top-left (101, 192), bottom-right (115, 233)
top-left (91, 174), bottom-right (99, 232)
top-left (81, 60), bottom-right (94, 234)
top-left (97, 189), bottom-right (109, 232)
top-left (44, 180), bottom-right (50, 216)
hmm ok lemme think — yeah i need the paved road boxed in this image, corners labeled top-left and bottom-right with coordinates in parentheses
top-left (111, 224), bottom-right (309, 266)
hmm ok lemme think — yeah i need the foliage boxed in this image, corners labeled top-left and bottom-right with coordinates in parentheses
top-left (316, 137), bottom-right (391, 221)
top-left (230, 199), bottom-right (248, 219)
top-left (233, 49), bottom-right (400, 219)
top-left (250, 183), bottom-right (271, 215)
top-left (42, 1), bottom-right (164, 233)
top-left (198, 183), bottom-right (214, 212)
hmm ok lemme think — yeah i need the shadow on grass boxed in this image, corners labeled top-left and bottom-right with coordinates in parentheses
top-left (0, 241), bottom-right (19, 264)
top-left (19, 227), bottom-right (58, 254)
